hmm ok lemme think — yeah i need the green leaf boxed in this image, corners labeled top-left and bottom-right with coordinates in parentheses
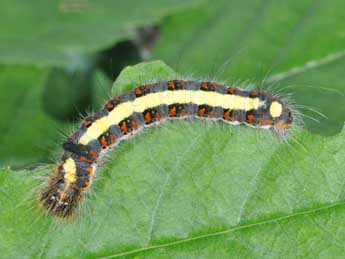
top-left (92, 70), bottom-right (113, 108)
top-left (1, 61), bottom-right (344, 258)
top-left (0, 66), bottom-right (70, 168)
top-left (153, 0), bottom-right (345, 135)
top-left (0, 0), bottom-right (202, 66)
top-left (112, 60), bottom-right (176, 94)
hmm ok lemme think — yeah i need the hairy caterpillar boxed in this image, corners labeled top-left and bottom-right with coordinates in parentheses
top-left (40, 80), bottom-right (293, 217)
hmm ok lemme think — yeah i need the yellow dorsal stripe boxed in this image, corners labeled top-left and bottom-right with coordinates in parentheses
top-left (79, 90), bottom-right (265, 145)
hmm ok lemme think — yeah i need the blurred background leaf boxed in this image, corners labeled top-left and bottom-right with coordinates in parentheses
top-left (0, 66), bottom-right (67, 168)
top-left (153, 0), bottom-right (345, 135)
top-left (0, 0), bottom-right (202, 66)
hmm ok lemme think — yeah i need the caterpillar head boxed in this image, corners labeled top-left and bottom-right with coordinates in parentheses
top-left (269, 100), bottom-right (293, 137)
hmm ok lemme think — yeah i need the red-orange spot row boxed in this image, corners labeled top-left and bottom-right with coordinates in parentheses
top-left (168, 81), bottom-right (175, 89)
top-left (201, 82), bottom-right (208, 90)
top-left (169, 106), bottom-right (177, 117)
top-left (228, 87), bottom-right (236, 94)
top-left (212, 82), bottom-right (219, 89)
top-left (209, 111), bottom-right (215, 118)
top-left (105, 102), bottom-right (114, 110)
top-left (250, 90), bottom-right (259, 97)
top-left (144, 112), bottom-right (151, 123)
top-left (266, 119), bottom-right (273, 125)
top-left (121, 122), bottom-right (128, 134)
top-left (80, 156), bottom-right (93, 163)
top-left (201, 82), bottom-right (219, 91)
top-left (83, 120), bottom-right (92, 127)
top-left (180, 108), bottom-right (187, 116)
top-left (168, 80), bottom-right (185, 90)
top-left (110, 134), bottom-right (116, 143)
top-left (100, 135), bottom-right (107, 148)
top-left (134, 87), bottom-right (143, 96)
top-left (198, 107), bottom-right (205, 117)
top-left (247, 114), bottom-right (255, 123)
top-left (223, 110), bottom-right (230, 120)
top-left (131, 120), bottom-right (138, 129)
top-left (89, 150), bottom-right (99, 158)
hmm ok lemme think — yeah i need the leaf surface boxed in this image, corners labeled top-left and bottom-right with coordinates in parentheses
top-left (0, 62), bottom-right (344, 259)
top-left (0, 66), bottom-right (70, 167)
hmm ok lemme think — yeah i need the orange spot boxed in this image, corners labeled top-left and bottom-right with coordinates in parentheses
top-left (121, 122), bottom-right (128, 134)
top-left (89, 150), bottom-right (99, 158)
top-left (181, 109), bottom-right (187, 116)
top-left (83, 120), bottom-right (92, 127)
top-left (81, 179), bottom-right (91, 191)
top-left (100, 135), bottom-right (107, 148)
top-left (80, 156), bottom-right (93, 163)
top-left (169, 106), bottom-right (176, 117)
top-left (134, 88), bottom-right (143, 96)
top-left (228, 87), bottom-right (236, 94)
top-left (114, 96), bottom-right (120, 102)
top-left (168, 81), bottom-right (175, 89)
top-left (223, 110), bottom-right (230, 120)
top-left (109, 134), bottom-right (115, 144)
top-left (209, 111), bottom-right (215, 118)
top-left (250, 90), bottom-right (259, 97)
top-left (266, 119), bottom-right (273, 125)
top-left (212, 83), bottom-right (219, 89)
top-left (155, 112), bottom-right (161, 120)
top-left (144, 112), bottom-right (151, 123)
top-left (105, 102), bottom-right (114, 110)
top-left (247, 114), bottom-right (255, 123)
top-left (260, 115), bottom-right (265, 124)
top-left (131, 120), bottom-right (138, 129)
top-left (86, 167), bottom-right (94, 177)
top-left (201, 82), bottom-right (208, 90)
top-left (198, 107), bottom-right (205, 117)
top-left (179, 80), bottom-right (185, 87)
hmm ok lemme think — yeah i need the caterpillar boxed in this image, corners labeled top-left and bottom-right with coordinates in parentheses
top-left (40, 80), bottom-right (293, 217)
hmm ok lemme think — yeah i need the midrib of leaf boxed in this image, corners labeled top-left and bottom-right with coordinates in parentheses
top-left (266, 50), bottom-right (345, 87)
top-left (99, 201), bottom-right (345, 259)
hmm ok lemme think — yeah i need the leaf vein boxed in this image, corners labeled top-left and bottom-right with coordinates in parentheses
top-left (98, 201), bottom-right (345, 259)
